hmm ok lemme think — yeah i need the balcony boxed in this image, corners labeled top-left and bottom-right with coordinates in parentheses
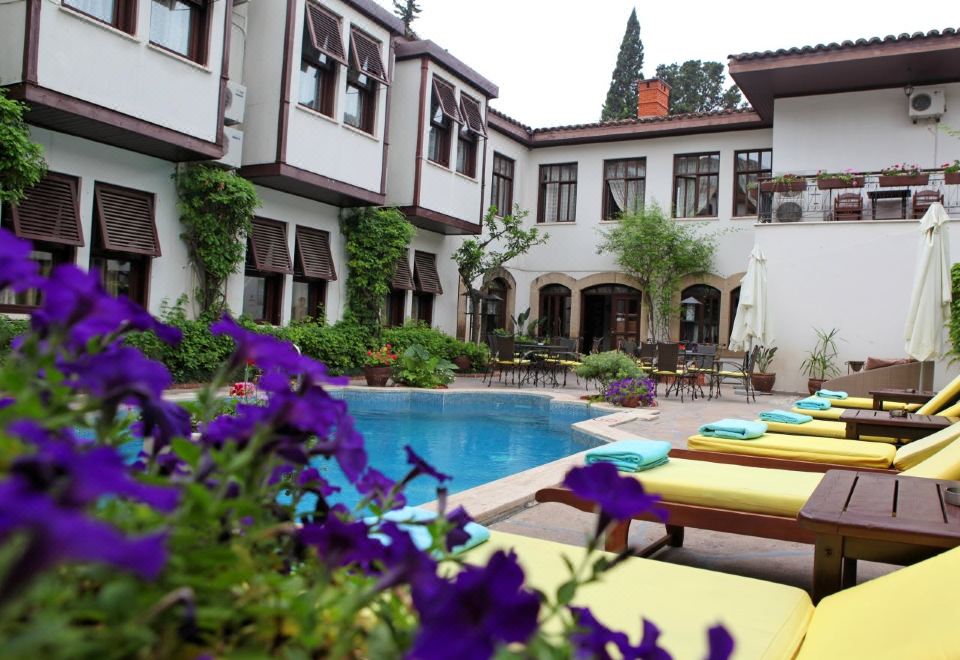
top-left (756, 170), bottom-right (960, 223)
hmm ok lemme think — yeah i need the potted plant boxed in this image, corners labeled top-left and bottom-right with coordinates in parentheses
top-left (943, 160), bottom-right (960, 185)
top-left (759, 173), bottom-right (807, 193)
top-left (878, 163), bottom-right (929, 187)
top-left (364, 343), bottom-right (398, 386)
top-left (603, 376), bottom-right (657, 408)
top-left (815, 170), bottom-right (865, 190)
top-left (800, 328), bottom-right (841, 395)
top-left (750, 346), bottom-right (778, 393)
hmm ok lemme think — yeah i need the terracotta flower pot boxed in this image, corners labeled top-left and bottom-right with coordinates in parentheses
top-left (452, 356), bottom-right (472, 372)
top-left (878, 174), bottom-right (929, 187)
top-left (364, 365), bottom-right (392, 387)
top-left (807, 378), bottom-right (826, 396)
top-left (621, 395), bottom-right (641, 408)
top-left (945, 172), bottom-right (960, 185)
top-left (816, 177), bottom-right (864, 190)
top-left (751, 372), bottom-right (776, 393)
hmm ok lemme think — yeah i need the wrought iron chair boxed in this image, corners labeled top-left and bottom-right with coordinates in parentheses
top-left (652, 343), bottom-right (683, 398)
top-left (713, 346), bottom-right (759, 402)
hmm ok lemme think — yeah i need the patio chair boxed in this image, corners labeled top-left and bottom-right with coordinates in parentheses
top-left (475, 530), bottom-right (960, 659)
top-left (652, 343), bottom-right (682, 397)
top-left (682, 352), bottom-right (717, 401)
top-left (546, 337), bottom-right (582, 387)
top-left (619, 338), bottom-right (638, 357)
top-left (590, 337), bottom-right (603, 354)
top-left (833, 192), bottom-right (863, 221)
top-left (485, 335), bottom-right (530, 387)
top-left (535, 424), bottom-right (960, 556)
top-left (637, 341), bottom-right (657, 371)
top-left (713, 346), bottom-right (758, 402)
top-left (912, 189), bottom-right (944, 218)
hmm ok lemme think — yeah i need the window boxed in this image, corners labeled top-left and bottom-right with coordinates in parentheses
top-left (539, 284), bottom-right (571, 338)
top-left (299, 3), bottom-right (346, 117)
top-left (386, 252), bottom-right (413, 327)
top-left (244, 218), bottom-right (292, 324)
top-left (491, 153), bottom-right (514, 215)
top-left (673, 153), bottom-right (720, 218)
top-left (89, 183), bottom-right (160, 307)
top-left (603, 158), bottom-right (646, 220)
top-left (63, 0), bottom-right (137, 33)
top-left (538, 163), bottom-right (578, 223)
top-left (427, 77), bottom-right (460, 166)
top-left (291, 226), bottom-right (336, 321)
top-left (734, 149), bottom-right (772, 216)
top-left (343, 28), bottom-right (387, 133)
top-left (679, 284), bottom-right (721, 344)
top-left (149, 0), bottom-right (210, 64)
top-left (413, 251), bottom-right (442, 327)
top-left (456, 93), bottom-right (485, 178)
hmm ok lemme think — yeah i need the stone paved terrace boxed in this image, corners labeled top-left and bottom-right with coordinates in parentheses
top-left (443, 375), bottom-right (898, 597)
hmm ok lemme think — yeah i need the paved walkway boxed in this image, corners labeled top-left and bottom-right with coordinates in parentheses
top-left (449, 375), bottom-right (897, 597)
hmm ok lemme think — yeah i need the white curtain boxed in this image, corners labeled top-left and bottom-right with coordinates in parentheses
top-left (607, 180), bottom-right (627, 213)
top-left (65, 0), bottom-right (115, 23)
top-left (150, 0), bottom-right (192, 56)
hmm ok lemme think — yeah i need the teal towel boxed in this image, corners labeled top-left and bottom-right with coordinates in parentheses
top-left (698, 419), bottom-right (768, 440)
top-left (365, 507), bottom-right (490, 555)
top-left (795, 397), bottom-right (832, 411)
top-left (585, 439), bottom-right (672, 472)
top-left (816, 389), bottom-right (848, 400)
top-left (759, 410), bottom-right (813, 424)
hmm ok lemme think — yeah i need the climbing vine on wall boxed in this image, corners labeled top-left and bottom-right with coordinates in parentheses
top-left (950, 263), bottom-right (960, 356)
top-left (0, 89), bottom-right (46, 204)
top-left (176, 164), bottom-right (260, 316)
top-left (340, 207), bottom-right (415, 332)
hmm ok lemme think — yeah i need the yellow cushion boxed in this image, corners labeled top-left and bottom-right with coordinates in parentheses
top-left (688, 433), bottom-right (896, 469)
top-left (796, 545), bottom-right (960, 659)
top-left (716, 370), bottom-right (747, 378)
top-left (828, 396), bottom-right (919, 411)
top-left (762, 419), bottom-right (896, 444)
top-left (937, 400), bottom-right (960, 417)
top-left (916, 372), bottom-right (960, 414)
top-left (793, 406), bottom-right (845, 421)
top-left (477, 531), bottom-right (813, 660)
top-left (631, 458), bottom-right (824, 517)
top-left (893, 423), bottom-right (960, 471)
top-left (900, 425), bottom-right (960, 479)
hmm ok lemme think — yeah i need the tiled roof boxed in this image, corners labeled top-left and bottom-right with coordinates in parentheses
top-left (530, 107), bottom-right (757, 134)
top-left (729, 28), bottom-right (958, 62)
top-left (488, 108), bottom-right (533, 133)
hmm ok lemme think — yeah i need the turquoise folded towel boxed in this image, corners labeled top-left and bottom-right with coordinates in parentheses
top-left (795, 397), bottom-right (832, 411)
top-left (698, 419), bottom-right (768, 440)
top-left (585, 439), bottom-right (672, 472)
top-left (816, 389), bottom-right (848, 400)
top-left (759, 410), bottom-right (813, 424)
top-left (365, 507), bottom-right (490, 554)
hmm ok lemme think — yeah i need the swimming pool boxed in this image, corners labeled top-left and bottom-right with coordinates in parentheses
top-left (317, 390), bottom-right (605, 509)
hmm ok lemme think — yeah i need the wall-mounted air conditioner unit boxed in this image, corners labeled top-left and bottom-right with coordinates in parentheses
top-left (224, 81), bottom-right (246, 125)
top-left (215, 126), bottom-right (243, 169)
top-left (908, 89), bottom-right (946, 122)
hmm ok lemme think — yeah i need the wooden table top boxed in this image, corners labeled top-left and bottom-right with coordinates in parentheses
top-left (799, 471), bottom-right (960, 547)
top-left (839, 409), bottom-right (954, 430)
top-left (868, 388), bottom-right (936, 404)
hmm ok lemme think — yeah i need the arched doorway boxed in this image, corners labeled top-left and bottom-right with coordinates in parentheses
top-left (581, 284), bottom-right (642, 352)
top-left (680, 284), bottom-right (721, 344)
top-left (481, 277), bottom-right (509, 337)
top-left (539, 284), bottom-right (571, 338)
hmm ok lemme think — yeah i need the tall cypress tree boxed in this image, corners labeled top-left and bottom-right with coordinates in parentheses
top-left (393, 0), bottom-right (422, 39)
top-left (600, 9), bottom-right (644, 122)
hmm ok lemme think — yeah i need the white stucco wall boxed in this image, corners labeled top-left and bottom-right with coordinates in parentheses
top-left (384, 58), bottom-right (421, 207)
top-left (28, 127), bottom-right (193, 317)
top-left (0, 1), bottom-right (26, 86)
top-left (36, 0), bottom-right (225, 143)
top-left (237, 0), bottom-right (284, 165)
top-left (758, 219), bottom-right (960, 394)
top-left (773, 84), bottom-right (960, 174)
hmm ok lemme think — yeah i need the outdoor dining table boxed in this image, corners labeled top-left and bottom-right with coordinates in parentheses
top-left (515, 344), bottom-right (568, 387)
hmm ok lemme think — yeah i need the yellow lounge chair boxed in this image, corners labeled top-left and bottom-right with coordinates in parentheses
top-left (476, 530), bottom-right (960, 659)
top-left (794, 372), bottom-right (960, 420)
top-left (781, 400), bottom-right (960, 440)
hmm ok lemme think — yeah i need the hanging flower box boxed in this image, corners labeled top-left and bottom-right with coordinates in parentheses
top-left (945, 172), bottom-right (960, 185)
top-left (759, 179), bottom-right (807, 193)
top-left (878, 174), bottom-right (929, 187)
top-left (816, 176), bottom-right (864, 190)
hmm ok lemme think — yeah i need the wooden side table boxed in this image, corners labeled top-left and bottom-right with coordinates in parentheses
top-left (869, 388), bottom-right (935, 411)
top-left (798, 470), bottom-right (960, 601)
top-left (840, 409), bottom-right (953, 442)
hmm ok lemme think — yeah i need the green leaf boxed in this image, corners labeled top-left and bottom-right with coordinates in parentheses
top-left (172, 437), bottom-right (201, 468)
top-left (556, 579), bottom-right (577, 605)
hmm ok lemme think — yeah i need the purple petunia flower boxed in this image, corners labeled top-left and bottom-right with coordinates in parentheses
top-left (374, 521), bottom-right (437, 591)
top-left (299, 507), bottom-right (385, 569)
top-left (404, 445), bottom-right (451, 483)
top-left (706, 625), bottom-right (734, 660)
top-left (410, 550), bottom-right (540, 660)
top-left (569, 607), bottom-right (632, 660)
top-left (356, 467), bottom-right (405, 510)
top-left (0, 227), bottom-right (42, 293)
top-left (443, 506), bottom-right (474, 552)
top-left (564, 463), bottom-right (663, 524)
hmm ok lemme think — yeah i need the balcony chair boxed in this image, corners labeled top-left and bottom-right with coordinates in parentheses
top-left (832, 193), bottom-right (863, 221)
top-left (912, 189), bottom-right (944, 218)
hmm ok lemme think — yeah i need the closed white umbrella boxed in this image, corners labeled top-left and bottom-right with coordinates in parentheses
top-left (904, 203), bottom-right (952, 386)
top-left (729, 244), bottom-right (772, 352)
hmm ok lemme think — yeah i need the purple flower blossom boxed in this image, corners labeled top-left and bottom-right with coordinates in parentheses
top-left (569, 607), bottom-right (632, 660)
top-left (444, 507), bottom-right (474, 552)
top-left (404, 445), bottom-right (451, 483)
top-left (564, 463), bottom-right (663, 523)
top-left (374, 521), bottom-right (437, 591)
top-left (604, 377), bottom-right (657, 407)
top-left (0, 227), bottom-right (41, 292)
top-left (299, 508), bottom-right (385, 569)
top-left (356, 467), bottom-right (405, 509)
top-left (410, 550), bottom-right (539, 660)
top-left (706, 625), bottom-right (734, 660)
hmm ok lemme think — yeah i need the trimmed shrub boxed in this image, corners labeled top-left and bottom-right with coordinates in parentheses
top-left (575, 350), bottom-right (643, 393)
top-left (279, 318), bottom-right (372, 376)
top-left (381, 321), bottom-right (488, 371)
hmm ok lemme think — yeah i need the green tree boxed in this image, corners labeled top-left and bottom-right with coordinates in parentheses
top-left (598, 204), bottom-right (719, 341)
top-left (452, 205), bottom-right (547, 344)
top-left (654, 60), bottom-right (743, 115)
top-left (600, 9), bottom-right (644, 121)
top-left (392, 0), bottom-right (421, 38)
top-left (0, 89), bottom-right (46, 205)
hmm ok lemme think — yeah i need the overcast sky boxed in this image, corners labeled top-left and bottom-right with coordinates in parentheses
top-left (374, 1), bottom-right (955, 127)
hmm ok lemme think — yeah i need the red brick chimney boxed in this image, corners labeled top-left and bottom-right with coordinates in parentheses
top-left (637, 78), bottom-right (670, 118)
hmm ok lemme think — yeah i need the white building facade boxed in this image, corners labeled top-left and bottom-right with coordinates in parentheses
top-left (2, 4), bottom-right (960, 391)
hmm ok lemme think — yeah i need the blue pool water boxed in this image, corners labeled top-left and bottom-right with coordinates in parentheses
top-left (316, 391), bottom-right (605, 509)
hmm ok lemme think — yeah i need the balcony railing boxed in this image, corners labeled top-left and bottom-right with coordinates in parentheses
top-left (756, 170), bottom-right (960, 223)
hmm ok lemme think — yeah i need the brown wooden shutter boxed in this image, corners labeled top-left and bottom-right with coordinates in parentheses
top-left (459, 94), bottom-right (486, 136)
top-left (349, 28), bottom-right (388, 85)
top-left (433, 77), bottom-right (462, 123)
top-left (295, 226), bottom-right (336, 281)
top-left (249, 218), bottom-right (293, 274)
top-left (305, 2), bottom-right (347, 65)
top-left (94, 184), bottom-right (160, 256)
top-left (391, 251), bottom-right (414, 290)
top-left (413, 251), bottom-right (443, 294)
top-left (10, 172), bottom-right (84, 246)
